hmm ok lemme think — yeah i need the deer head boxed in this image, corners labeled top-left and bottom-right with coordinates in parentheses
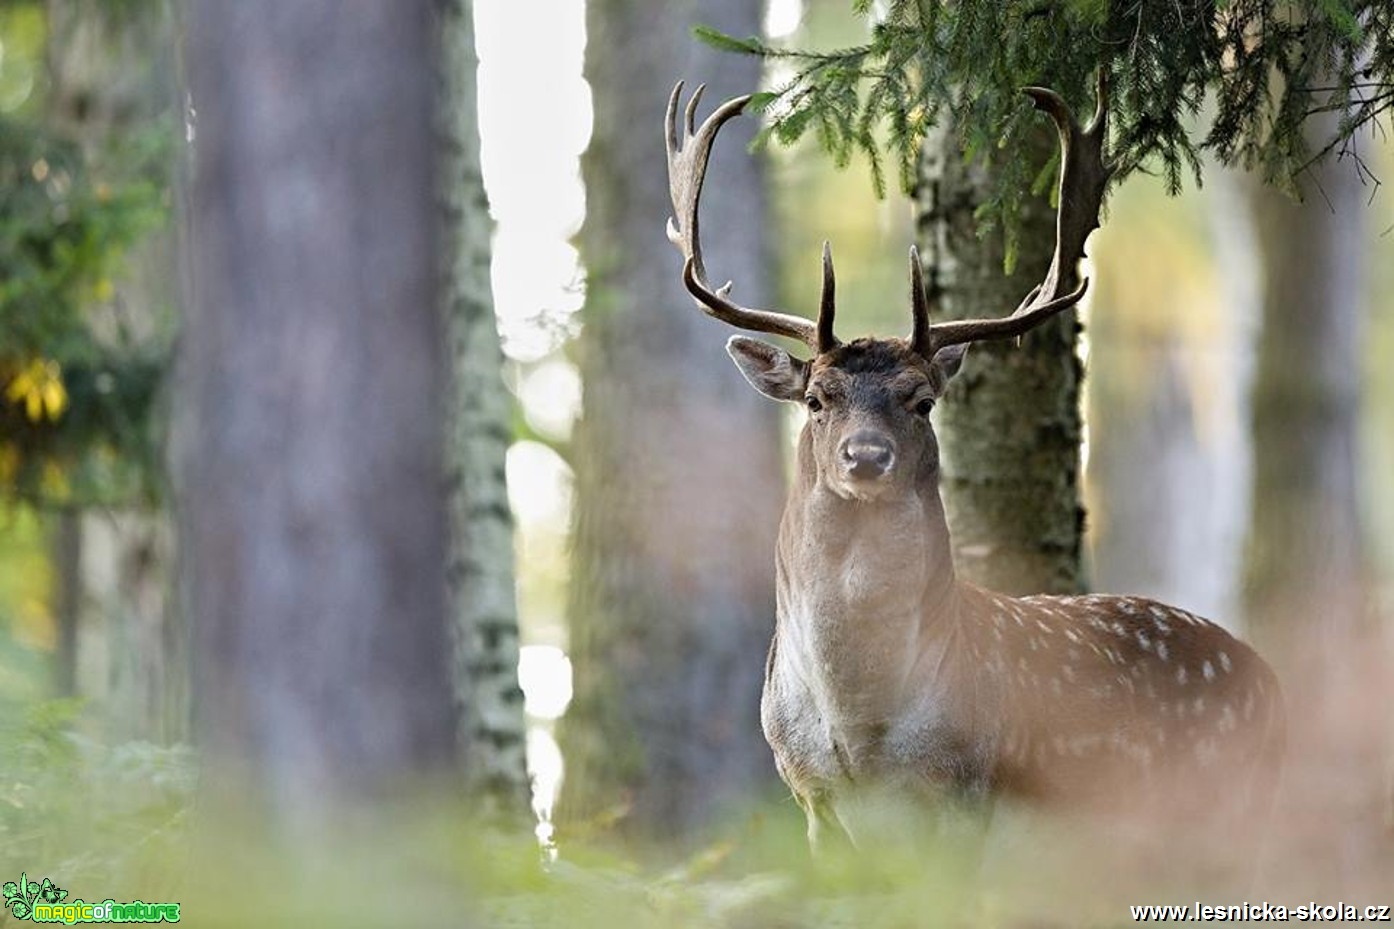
top-left (665, 80), bottom-right (1111, 504)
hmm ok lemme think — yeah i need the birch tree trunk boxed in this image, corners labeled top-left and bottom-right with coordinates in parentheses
top-left (561, 0), bottom-right (784, 839)
top-left (439, 0), bottom-right (528, 816)
top-left (180, 0), bottom-right (455, 815)
top-left (915, 126), bottom-right (1084, 595)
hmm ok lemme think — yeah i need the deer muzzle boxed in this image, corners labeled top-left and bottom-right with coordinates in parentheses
top-left (839, 431), bottom-right (896, 482)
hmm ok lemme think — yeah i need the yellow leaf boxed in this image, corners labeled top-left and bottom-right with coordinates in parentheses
top-left (4, 358), bottom-right (68, 422)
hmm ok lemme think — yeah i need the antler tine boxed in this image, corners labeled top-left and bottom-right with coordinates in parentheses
top-left (818, 241), bottom-right (838, 353)
top-left (909, 245), bottom-right (931, 355)
top-left (665, 81), bottom-right (821, 349)
top-left (916, 74), bottom-right (1111, 355)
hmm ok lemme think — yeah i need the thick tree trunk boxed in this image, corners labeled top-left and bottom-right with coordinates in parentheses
top-left (915, 125), bottom-right (1084, 596)
top-left (561, 0), bottom-right (784, 839)
top-left (1240, 118), bottom-right (1382, 883)
top-left (180, 0), bottom-right (455, 816)
top-left (1241, 125), bottom-right (1371, 717)
top-left (1241, 169), bottom-right (1366, 648)
top-left (439, 0), bottom-right (528, 816)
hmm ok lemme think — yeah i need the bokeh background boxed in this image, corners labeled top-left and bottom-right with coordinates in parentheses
top-left (1, 0), bottom-right (1390, 925)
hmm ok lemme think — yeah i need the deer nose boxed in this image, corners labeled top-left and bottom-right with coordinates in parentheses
top-left (840, 432), bottom-right (896, 480)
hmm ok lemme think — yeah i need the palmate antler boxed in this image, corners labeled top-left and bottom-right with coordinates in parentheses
top-left (666, 75), bottom-right (1112, 358)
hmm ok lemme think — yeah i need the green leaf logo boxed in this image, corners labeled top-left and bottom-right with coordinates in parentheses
top-left (2, 873), bottom-right (65, 921)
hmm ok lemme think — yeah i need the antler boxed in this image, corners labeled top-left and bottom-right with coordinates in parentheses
top-left (666, 81), bottom-right (836, 353)
top-left (912, 73), bottom-right (1112, 357)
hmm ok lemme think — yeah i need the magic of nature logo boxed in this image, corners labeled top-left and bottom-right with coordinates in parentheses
top-left (2, 874), bottom-right (179, 924)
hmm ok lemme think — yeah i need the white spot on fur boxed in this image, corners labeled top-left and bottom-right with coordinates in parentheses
top-left (1202, 660), bottom-right (1216, 682)
top-left (1218, 651), bottom-right (1232, 673)
top-left (1176, 665), bottom-right (1188, 686)
top-left (1156, 641), bottom-right (1170, 662)
top-left (1136, 631), bottom-right (1151, 651)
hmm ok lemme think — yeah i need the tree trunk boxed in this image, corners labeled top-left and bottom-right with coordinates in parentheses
top-left (561, 0), bottom-right (783, 840)
top-left (1241, 167), bottom-right (1366, 649)
top-left (439, 0), bottom-right (528, 817)
top-left (1240, 123), bottom-right (1370, 708)
top-left (51, 509), bottom-right (81, 697)
top-left (915, 124), bottom-right (1084, 596)
top-left (1239, 116), bottom-right (1381, 885)
top-left (179, 0), bottom-right (455, 817)
top-left (45, 0), bottom-right (184, 740)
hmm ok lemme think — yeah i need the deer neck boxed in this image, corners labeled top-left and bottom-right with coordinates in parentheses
top-left (773, 432), bottom-right (960, 722)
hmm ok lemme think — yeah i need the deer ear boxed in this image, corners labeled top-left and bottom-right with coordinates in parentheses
top-left (930, 342), bottom-right (969, 388)
top-left (726, 336), bottom-right (809, 402)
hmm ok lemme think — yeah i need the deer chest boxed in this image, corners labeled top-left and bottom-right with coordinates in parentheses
top-left (760, 636), bottom-right (992, 799)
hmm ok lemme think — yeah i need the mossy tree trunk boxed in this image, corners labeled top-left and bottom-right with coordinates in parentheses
top-left (438, 0), bottom-right (529, 817)
top-left (915, 125), bottom-right (1085, 596)
top-left (561, 0), bottom-right (784, 840)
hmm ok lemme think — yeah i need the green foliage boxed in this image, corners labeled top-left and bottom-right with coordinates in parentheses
top-left (701, 1), bottom-right (1394, 239)
top-left (0, 116), bottom-right (168, 505)
top-left (0, 1), bottom-right (173, 509)
top-left (0, 699), bottom-right (194, 888)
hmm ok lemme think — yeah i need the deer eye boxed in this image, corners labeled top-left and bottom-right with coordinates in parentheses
top-left (914, 397), bottom-right (934, 416)
top-left (806, 396), bottom-right (823, 413)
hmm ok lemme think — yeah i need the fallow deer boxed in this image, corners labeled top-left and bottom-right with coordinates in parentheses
top-left (664, 79), bottom-right (1285, 857)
